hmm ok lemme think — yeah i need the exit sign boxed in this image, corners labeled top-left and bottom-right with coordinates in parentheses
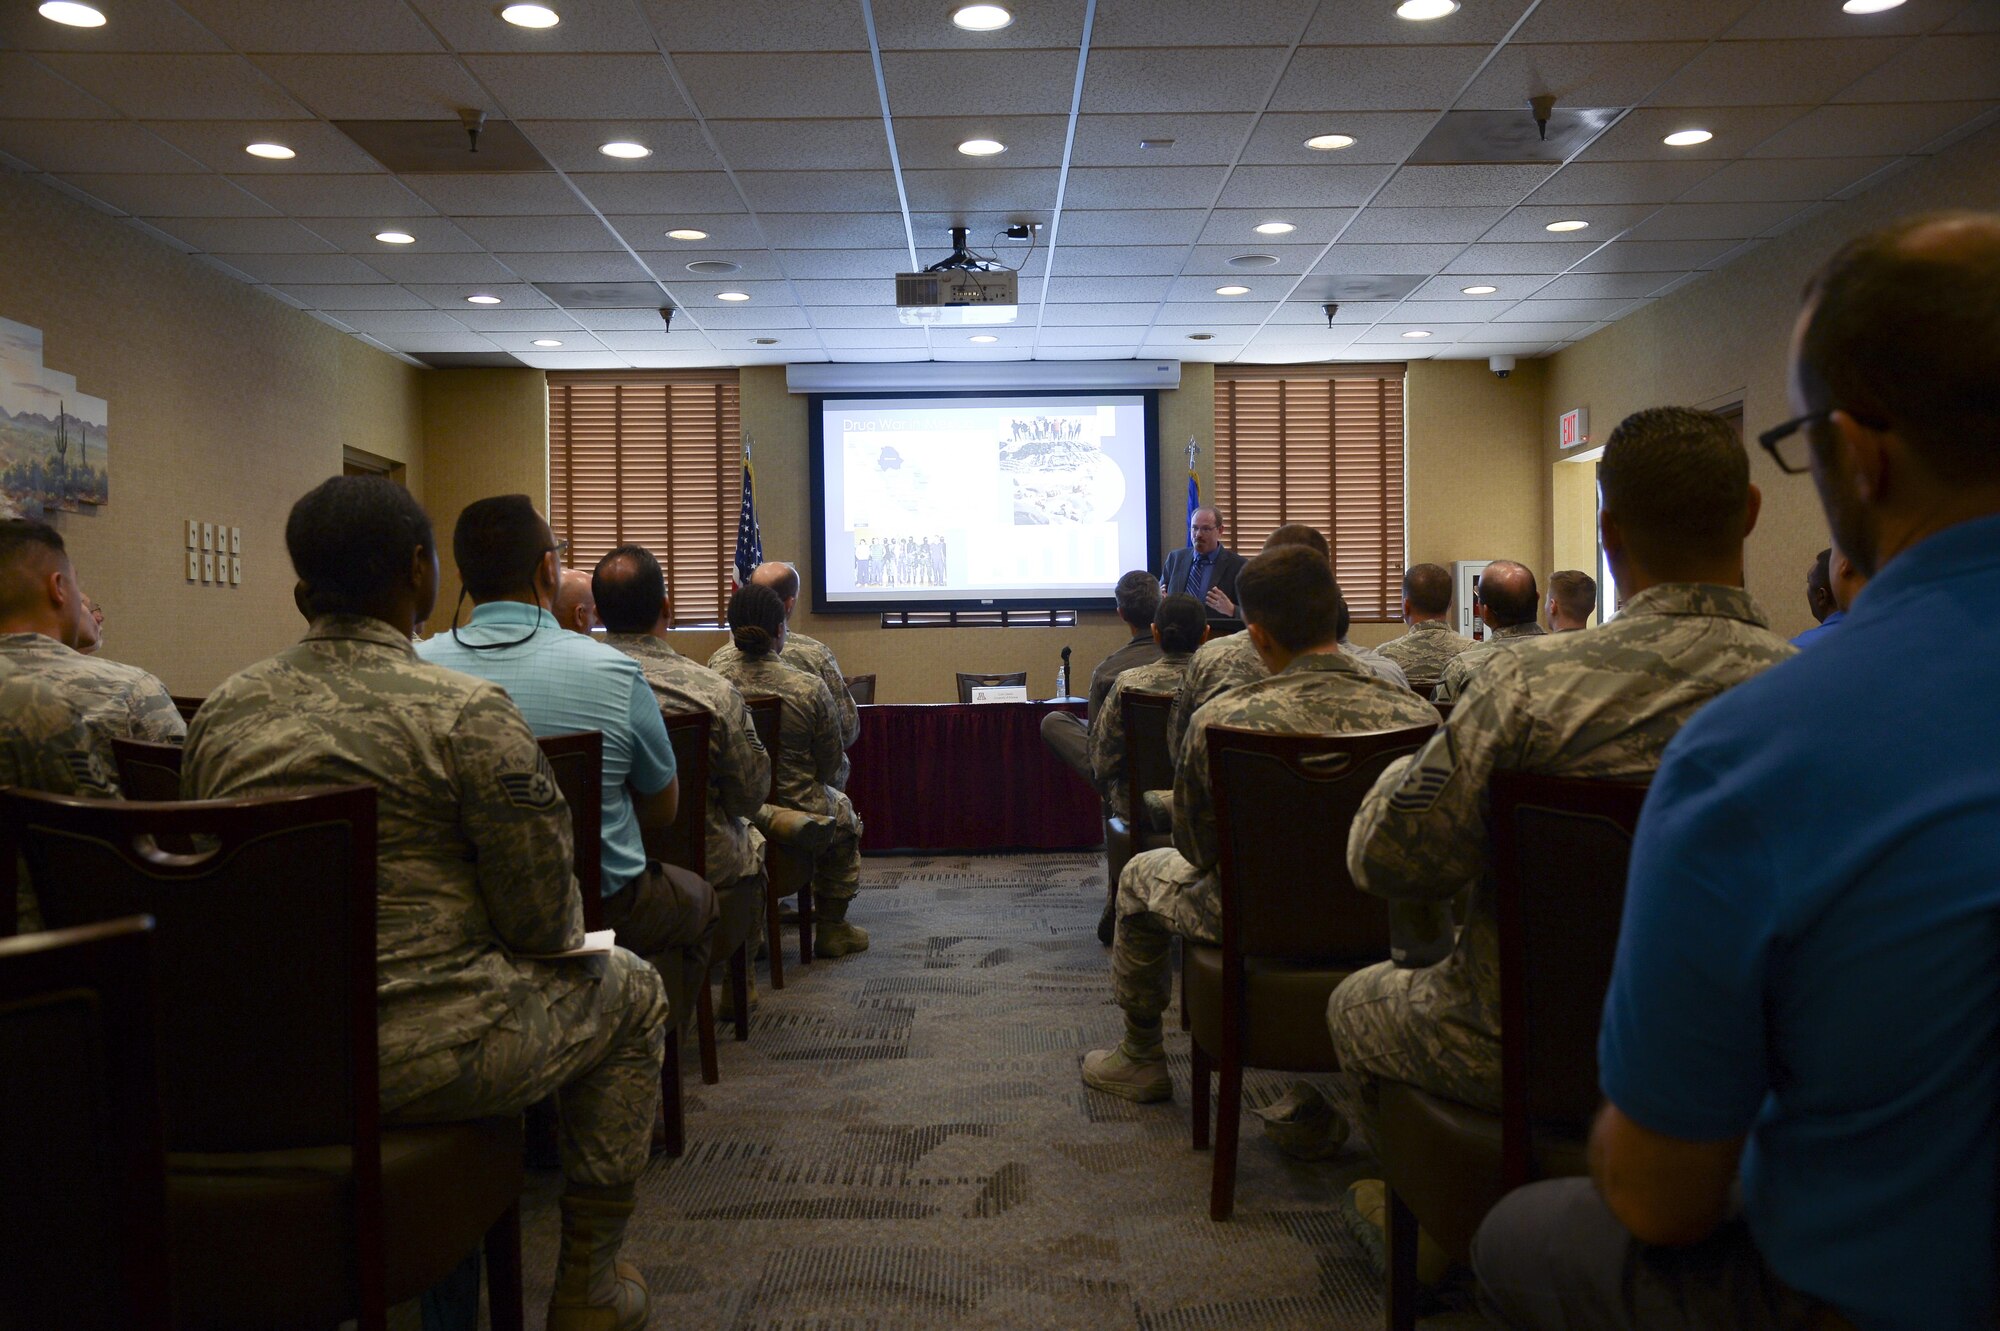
top-left (1559, 407), bottom-right (1589, 450)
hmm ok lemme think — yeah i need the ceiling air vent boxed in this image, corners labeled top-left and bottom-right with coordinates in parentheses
top-left (334, 119), bottom-right (553, 173)
top-left (532, 282), bottom-right (668, 308)
top-left (1292, 275), bottom-right (1429, 304)
top-left (1406, 108), bottom-right (1620, 164)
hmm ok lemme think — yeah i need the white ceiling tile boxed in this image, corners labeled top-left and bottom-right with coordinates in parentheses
top-left (1458, 322), bottom-right (1592, 342)
top-left (1271, 46), bottom-right (1490, 112)
top-left (1047, 246), bottom-right (1189, 276)
top-left (1246, 323), bottom-right (1361, 345)
top-left (1434, 341), bottom-right (1554, 358)
top-left (1036, 326), bottom-right (1159, 346)
top-left (789, 279), bottom-right (893, 305)
top-left (1238, 111), bottom-right (1439, 166)
top-left (1479, 204), bottom-right (1658, 241)
top-left (493, 253), bottom-right (657, 283)
top-left (594, 330), bottom-right (735, 351)
top-left (644, 249), bottom-right (790, 280)
top-left (144, 120), bottom-right (388, 175)
top-left (405, 283), bottom-right (554, 309)
top-left (0, 53), bottom-right (117, 118)
top-left (1650, 37), bottom-right (1912, 107)
top-left (1310, 242), bottom-right (1466, 272)
top-left (1062, 167), bottom-right (1225, 210)
top-left (1569, 238), bottom-right (1742, 271)
top-left (739, 171), bottom-right (904, 212)
top-left (142, 216), bottom-right (339, 253)
top-left (899, 168), bottom-right (1058, 212)
top-left (1373, 164), bottom-right (1561, 208)
top-left (1532, 271), bottom-right (1674, 299)
top-left (1215, 164), bottom-right (1396, 208)
top-left (826, 349), bottom-right (934, 362)
top-left (931, 347), bottom-right (1033, 360)
top-left (1500, 297), bottom-right (1641, 322)
top-left (666, 280), bottom-right (795, 305)
top-left (1526, 160), bottom-right (1723, 206)
top-left (815, 328), bottom-right (932, 349)
top-left (569, 172), bottom-right (742, 215)
top-left (1941, 1), bottom-right (2000, 32)
top-left (1383, 299), bottom-right (1513, 322)
top-left (461, 55), bottom-right (693, 120)
top-left (1341, 207), bottom-right (1507, 244)
top-left (1093, 0), bottom-right (1316, 46)
top-left (1750, 101), bottom-right (1996, 158)
top-left (608, 213), bottom-right (763, 250)
top-left (570, 308), bottom-right (688, 331)
top-left (1410, 275), bottom-right (1548, 300)
top-left (709, 119), bottom-right (893, 171)
top-left (774, 248), bottom-right (930, 279)
top-left (454, 309), bottom-right (588, 333)
top-left (37, 54), bottom-right (309, 120)
top-left (1070, 114), bottom-right (1256, 167)
top-left (1153, 301), bottom-right (1273, 326)
top-left (1046, 276), bottom-right (1174, 304)
top-left (238, 173), bottom-right (436, 217)
top-left (296, 216), bottom-right (484, 251)
top-left (182, 0), bottom-right (444, 52)
top-left (642, 0), bottom-right (870, 49)
top-left (211, 253), bottom-right (391, 284)
top-left (1836, 32), bottom-right (2000, 102)
top-left (453, 215), bottom-right (623, 252)
top-left (1265, 300), bottom-right (1388, 324)
top-left (516, 351), bottom-right (631, 369)
top-left (1460, 42), bottom-right (1707, 111)
top-left (1578, 105), bottom-right (1811, 161)
top-left (886, 50), bottom-right (1085, 117)
top-left (875, 0), bottom-right (1088, 48)
top-left (1625, 201), bottom-right (1806, 240)
top-left (1140, 324), bottom-right (1250, 342)
top-left (805, 306), bottom-right (913, 329)
top-left (247, 55), bottom-right (489, 119)
top-left (1443, 241), bottom-right (1601, 273)
top-left (1058, 210), bottom-right (1209, 246)
top-left (1299, 1), bottom-right (1533, 45)
top-left (0, 121), bottom-right (204, 175)
top-left (894, 116), bottom-right (1070, 170)
top-left (480, 330), bottom-right (610, 352)
top-left (1198, 208), bottom-right (1359, 244)
top-left (1680, 156), bottom-right (1901, 203)
top-left (336, 310), bottom-right (476, 335)
top-left (407, 0), bottom-right (659, 52)
top-left (0, 0), bottom-right (228, 52)
top-left (696, 306), bottom-right (812, 328)
top-left (274, 284), bottom-right (432, 310)
top-left (909, 211), bottom-right (1053, 243)
top-left (1182, 244), bottom-right (1325, 275)
top-left (1084, 48), bottom-right (1292, 114)
top-left (1726, 0), bottom-right (1955, 40)
top-left (1044, 303), bottom-right (1173, 326)
top-left (515, 121), bottom-right (719, 173)
top-left (55, 173), bottom-right (277, 218)
top-left (1513, 0), bottom-right (1758, 42)
top-left (1354, 323), bottom-right (1480, 344)
top-left (675, 54), bottom-right (884, 119)
top-left (756, 213), bottom-right (912, 249)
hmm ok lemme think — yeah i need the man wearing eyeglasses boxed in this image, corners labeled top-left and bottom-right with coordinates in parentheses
top-left (1474, 213), bottom-right (2000, 1331)
top-left (1159, 507), bottom-right (1247, 618)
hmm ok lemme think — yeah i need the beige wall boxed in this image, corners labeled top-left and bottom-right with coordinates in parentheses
top-left (1541, 119), bottom-right (2000, 639)
top-left (0, 170), bottom-right (424, 694)
top-left (418, 368), bottom-right (550, 636)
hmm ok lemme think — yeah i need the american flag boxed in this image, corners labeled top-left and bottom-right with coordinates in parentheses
top-left (732, 439), bottom-right (762, 588)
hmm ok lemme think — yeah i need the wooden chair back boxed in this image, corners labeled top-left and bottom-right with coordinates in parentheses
top-left (536, 731), bottom-right (603, 932)
top-left (1410, 681), bottom-right (1437, 702)
top-left (110, 738), bottom-right (184, 803)
top-left (844, 674), bottom-right (876, 705)
top-left (1208, 724), bottom-right (1437, 965)
top-left (1432, 701), bottom-right (1454, 725)
top-left (1489, 770), bottom-right (1649, 1188)
top-left (744, 696), bottom-right (782, 803)
top-left (169, 697), bottom-right (204, 725)
top-left (1120, 689), bottom-right (1177, 823)
top-left (0, 917), bottom-right (171, 1331)
top-left (955, 671), bottom-right (1026, 703)
top-left (657, 710), bottom-right (712, 880)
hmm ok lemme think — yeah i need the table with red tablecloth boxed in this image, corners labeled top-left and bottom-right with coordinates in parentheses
top-left (843, 701), bottom-right (1106, 853)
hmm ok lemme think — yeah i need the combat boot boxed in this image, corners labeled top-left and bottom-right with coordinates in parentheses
top-left (547, 1185), bottom-right (650, 1331)
top-left (814, 895), bottom-right (869, 957)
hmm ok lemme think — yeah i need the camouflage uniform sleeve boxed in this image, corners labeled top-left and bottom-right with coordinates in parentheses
top-left (806, 678), bottom-right (844, 787)
top-left (1090, 681), bottom-right (1125, 805)
top-left (1347, 649), bottom-right (1533, 902)
top-left (818, 649), bottom-right (859, 749)
top-left (713, 688), bottom-right (771, 819)
top-left (447, 684), bottom-right (585, 954)
top-left (1432, 653), bottom-right (1470, 704)
top-left (1171, 700), bottom-right (1220, 872)
top-left (1167, 659), bottom-right (1208, 772)
top-left (127, 670), bottom-right (189, 744)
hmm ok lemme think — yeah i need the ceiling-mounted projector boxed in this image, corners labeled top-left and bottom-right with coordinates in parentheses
top-left (897, 225), bottom-right (1019, 325)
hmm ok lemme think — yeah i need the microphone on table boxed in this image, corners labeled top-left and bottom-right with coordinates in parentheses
top-left (1058, 645), bottom-right (1072, 701)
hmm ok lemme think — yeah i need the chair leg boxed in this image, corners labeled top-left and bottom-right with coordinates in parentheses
top-left (695, 980), bottom-right (720, 1085)
top-left (730, 943), bottom-right (750, 1042)
top-left (1189, 1038), bottom-right (1211, 1151)
top-left (1209, 1054), bottom-right (1242, 1221)
top-left (797, 877), bottom-right (816, 965)
top-left (659, 1037), bottom-right (684, 1158)
top-left (483, 1200), bottom-right (525, 1331)
top-left (765, 878), bottom-right (786, 990)
top-left (1176, 940), bottom-right (1191, 1031)
top-left (1385, 1183), bottom-right (1419, 1331)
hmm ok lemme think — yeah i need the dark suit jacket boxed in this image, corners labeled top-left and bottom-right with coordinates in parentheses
top-left (1087, 632), bottom-right (1163, 726)
top-left (1159, 546), bottom-right (1248, 615)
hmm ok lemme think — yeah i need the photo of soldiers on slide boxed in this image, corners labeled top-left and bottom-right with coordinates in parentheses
top-left (851, 533), bottom-right (947, 588)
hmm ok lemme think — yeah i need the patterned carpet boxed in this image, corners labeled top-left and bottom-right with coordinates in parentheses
top-left (496, 853), bottom-right (1485, 1330)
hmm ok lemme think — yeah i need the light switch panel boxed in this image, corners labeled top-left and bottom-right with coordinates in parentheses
top-left (229, 527), bottom-right (241, 555)
top-left (202, 552), bottom-right (214, 582)
top-left (229, 556), bottom-right (241, 585)
top-left (187, 519), bottom-right (199, 549)
top-left (201, 522), bottom-right (213, 552)
top-left (187, 550), bottom-right (200, 581)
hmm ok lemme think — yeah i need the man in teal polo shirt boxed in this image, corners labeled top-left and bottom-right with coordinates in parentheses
top-left (420, 494), bottom-right (716, 1030)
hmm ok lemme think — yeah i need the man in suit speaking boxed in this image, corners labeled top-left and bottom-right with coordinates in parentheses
top-left (1160, 507), bottom-right (1248, 618)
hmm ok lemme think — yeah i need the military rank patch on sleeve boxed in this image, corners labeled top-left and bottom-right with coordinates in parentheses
top-left (1387, 729), bottom-right (1457, 814)
top-left (499, 770), bottom-right (560, 809)
top-left (64, 749), bottom-right (119, 798)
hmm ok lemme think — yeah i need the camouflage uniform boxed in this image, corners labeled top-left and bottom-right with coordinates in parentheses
top-left (1376, 620), bottom-right (1477, 693)
top-left (182, 614), bottom-right (667, 1188)
top-left (2, 656), bottom-right (121, 933)
top-left (712, 650), bottom-right (864, 902)
top-left (1112, 653), bottom-right (1440, 1025)
top-left (1168, 631), bottom-right (1264, 766)
top-left (1431, 622), bottom-right (1547, 703)
top-left (0, 631), bottom-right (185, 746)
top-left (603, 633), bottom-right (769, 889)
top-left (1089, 651), bottom-right (1193, 822)
top-left (1331, 585), bottom-right (1793, 1134)
top-left (1343, 639), bottom-right (1411, 692)
top-left (710, 629), bottom-right (857, 787)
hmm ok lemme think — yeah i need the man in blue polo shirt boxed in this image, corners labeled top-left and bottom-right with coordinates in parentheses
top-left (420, 495), bottom-right (717, 1032)
top-left (1472, 213), bottom-right (2000, 1329)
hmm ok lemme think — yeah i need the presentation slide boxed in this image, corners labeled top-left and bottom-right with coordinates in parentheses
top-left (812, 393), bottom-right (1156, 611)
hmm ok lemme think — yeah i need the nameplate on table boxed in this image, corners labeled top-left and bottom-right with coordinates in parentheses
top-left (969, 685), bottom-right (1029, 704)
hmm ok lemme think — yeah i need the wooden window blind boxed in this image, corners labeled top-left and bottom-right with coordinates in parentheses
top-left (548, 370), bottom-right (741, 628)
top-left (1212, 364), bottom-right (1406, 622)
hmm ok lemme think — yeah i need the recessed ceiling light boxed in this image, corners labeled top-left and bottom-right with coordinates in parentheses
top-left (466, 294), bottom-right (502, 305)
top-left (717, 291), bottom-right (750, 302)
top-left (1215, 285), bottom-right (1251, 296)
top-left (665, 228), bottom-right (708, 241)
top-left (1841, 0), bottom-right (1905, 11)
top-left (957, 139), bottom-right (1006, 156)
top-left (1304, 134), bottom-right (1356, 151)
top-left (244, 142), bottom-right (295, 160)
top-left (1228, 254), bottom-right (1281, 269)
top-left (1253, 221), bottom-right (1296, 235)
top-left (1461, 284), bottom-right (1499, 295)
top-left (598, 141), bottom-right (651, 159)
top-left (968, 334), bottom-right (999, 343)
top-left (1545, 219), bottom-right (1590, 232)
top-left (1396, 0), bottom-right (1459, 20)
top-left (1186, 333), bottom-right (1215, 341)
top-left (374, 231), bottom-right (416, 245)
top-left (751, 337), bottom-right (780, 345)
top-left (1401, 329), bottom-right (1432, 338)
top-left (951, 4), bottom-right (1013, 30)
top-left (39, 1), bottom-right (105, 25)
top-left (500, 4), bottom-right (561, 27)
top-left (531, 339), bottom-right (564, 347)
top-left (1662, 129), bottom-right (1714, 147)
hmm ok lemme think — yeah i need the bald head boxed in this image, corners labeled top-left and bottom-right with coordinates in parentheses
top-left (553, 568), bottom-right (597, 635)
top-left (1477, 561), bottom-right (1538, 630)
top-left (0, 519), bottom-right (87, 646)
top-left (750, 560), bottom-right (801, 616)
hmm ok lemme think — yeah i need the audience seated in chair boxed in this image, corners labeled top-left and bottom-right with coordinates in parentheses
top-left (0, 518), bottom-right (185, 748)
top-left (1789, 540), bottom-right (1866, 648)
top-left (1039, 570), bottom-right (1164, 780)
top-left (1092, 593), bottom-right (1206, 824)
top-left (1544, 569), bottom-right (1596, 632)
top-left (0, 657), bottom-right (121, 934)
top-left (1431, 561), bottom-right (1546, 703)
top-left (552, 568), bottom-right (597, 635)
top-left (709, 560), bottom-right (858, 789)
top-left (1081, 544), bottom-right (1438, 1105)
top-left (1377, 563), bottom-right (1477, 693)
top-left (1473, 211), bottom-right (2000, 1331)
top-left (1333, 405), bottom-right (1794, 1287)
top-left (713, 582), bottom-right (870, 960)
top-left (180, 476), bottom-right (669, 1331)
top-left (416, 495), bottom-right (718, 1048)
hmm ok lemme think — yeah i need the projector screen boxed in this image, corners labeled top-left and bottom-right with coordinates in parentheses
top-left (809, 391), bottom-right (1160, 613)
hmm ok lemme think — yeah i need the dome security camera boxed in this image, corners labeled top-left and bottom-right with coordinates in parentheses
top-left (1489, 354), bottom-right (1516, 379)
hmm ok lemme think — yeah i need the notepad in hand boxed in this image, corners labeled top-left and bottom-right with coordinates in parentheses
top-left (521, 929), bottom-right (617, 960)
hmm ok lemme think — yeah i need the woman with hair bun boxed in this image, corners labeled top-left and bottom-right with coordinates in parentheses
top-left (714, 583), bottom-right (869, 957)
